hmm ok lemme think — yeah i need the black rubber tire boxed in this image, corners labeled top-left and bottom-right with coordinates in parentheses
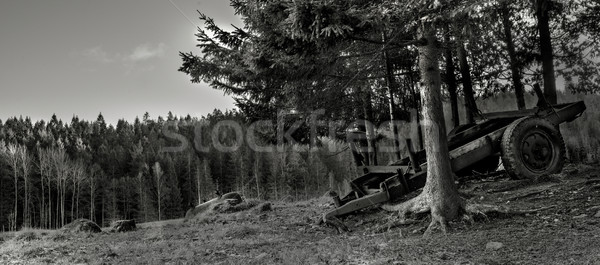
top-left (455, 155), bottom-right (500, 177)
top-left (500, 117), bottom-right (565, 180)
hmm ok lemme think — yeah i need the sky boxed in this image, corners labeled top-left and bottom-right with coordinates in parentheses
top-left (0, 0), bottom-right (242, 125)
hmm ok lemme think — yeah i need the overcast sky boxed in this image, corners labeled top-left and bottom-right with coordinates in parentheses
top-left (0, 0), bottom-right (242, 125)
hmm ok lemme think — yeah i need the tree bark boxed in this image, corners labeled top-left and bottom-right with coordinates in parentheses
top-left (13, 161), bottom-right (18, 230)
top-left (384, 23), bottom-right (464, 235)
top-left (457, 43), bottom-right (478, 124)
top-left (196, 161), bottom-right (202, 205)
top-left (40, 158), bottom-right (45, 229)
top-left (362, 89), bottom-right (378, 166)
top-left (91, 173), bottom-right (96, 223)
top-left (154, 162), bottom-right (163, 221)
top-left (7, 145), bottom-right (19, 230)
top-left (444, 27), bottom-right (460, 128)
top-left (48, 175), bottom-right (52, 228)
top-left (535, 0), bottom-right (557, 104)
top-left (383, 31), bottom-right (403, 160)
top-left (501, 3), bottom-right (526, 110)
top-left (255, 156), bottom-right (261, 199)
top-left (71, 170), bottom-right (76, 223)
top-left (21, 148), bottom-right (31, 228)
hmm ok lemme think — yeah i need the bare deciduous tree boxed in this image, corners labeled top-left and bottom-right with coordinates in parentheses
top-left (17, 146), bottom-right (32, 228)
top-left (5, 143), bottom-right (19, 231)
top-left (153, 162), bottom-right (164, 221)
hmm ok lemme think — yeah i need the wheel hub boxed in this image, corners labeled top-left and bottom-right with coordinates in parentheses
top-left (521, 131), bottom-right (553, 171)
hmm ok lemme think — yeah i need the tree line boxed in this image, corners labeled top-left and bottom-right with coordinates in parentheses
top-left (0, 111), bottom-right (357, 231)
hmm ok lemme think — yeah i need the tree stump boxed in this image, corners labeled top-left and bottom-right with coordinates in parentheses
top-left (110, 219), bottom-right (137, 232)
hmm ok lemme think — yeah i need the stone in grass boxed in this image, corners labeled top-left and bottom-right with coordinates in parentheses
top-left (61, 218), bottom-right (102, 233)
top-left (573, 214), bottom-right (588, 219)
top-left (110, 219), bottom-right (137, 232)
top-left (486, 242), bottom-right (504, 251)
top-left (595, 211), bottom-right (600, 218)
top-left (185, 192), bottom-right (243, 219)
top-left (256, 253), bottom-right (268, 260)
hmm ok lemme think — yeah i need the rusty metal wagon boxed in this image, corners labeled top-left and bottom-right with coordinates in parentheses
top-left (325, 86), bottom-right (586, 219)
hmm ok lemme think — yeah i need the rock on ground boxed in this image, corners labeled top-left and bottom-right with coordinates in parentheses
top-left (185, 192), bottom-right (244, 219)
top-left (61, 219), bottom-right (102, 233)
top-left (486, 242), bottom-right (504, 251)
top-left (110, 219), bottom-right (137, 232)
top-left (573, 214), bottom-right (588, 219)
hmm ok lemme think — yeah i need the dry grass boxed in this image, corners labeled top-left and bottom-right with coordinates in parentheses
top-left (1, 167), bottom-right (600, 264)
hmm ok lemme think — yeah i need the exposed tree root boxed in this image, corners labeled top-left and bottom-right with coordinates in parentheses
top-left (381, 195), bottom-right (557, 236)
top-left (381, 193), bottom-right (463, 236)
top-left (380, 194), bottom-right (430, 215)
top-left (503, 190), bottom-right (547, 202)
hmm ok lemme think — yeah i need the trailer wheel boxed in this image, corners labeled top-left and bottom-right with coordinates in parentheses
top-left (501, 117), bottom-right (565, 180)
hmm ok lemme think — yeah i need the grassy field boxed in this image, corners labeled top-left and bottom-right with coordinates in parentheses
top-left (1, 163), bottom-right (600, 264)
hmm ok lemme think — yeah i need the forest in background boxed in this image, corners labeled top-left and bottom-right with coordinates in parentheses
top-left (0, 109), bottom-right (358, 231)
top-left (1, 91), bottom-right (598, 232)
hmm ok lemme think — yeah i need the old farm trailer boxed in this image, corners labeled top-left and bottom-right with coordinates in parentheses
top-left (325, 87), bottom-right (586, 219)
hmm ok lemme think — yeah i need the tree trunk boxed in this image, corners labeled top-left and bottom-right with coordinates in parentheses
top-left (41, 172), bottom-right (45, 228)
top-left (255, 157), bottom-right (261, 199)
top-left (363, 89), bottom-right (378, 166)
top-left (61, 177), bottom-right (66, 227)
top-left (444, 27), bottom-right (460, 128)
top-left (136, 172), bottom-right (144, 222)
top-left (48, 177), bottom-right (52, 228)
top-left (457, 43), bottom-right (478, 124)
top-left (71, 176), bottom-right (76, 222)
top-left (196, 161), bottom-right (202, 205)
top-left (535, 0), bottom-right (557, 104)
top-left (12, 159), bottom-right (18, 230)
top-left (384, 23), bottom-right (464, 235)
top-left (383, 31), bottom-right (402, 160)
top-left (102, 192), bottom-right (105, 227)
top-left (501, 3), bottom-right (526, 110)
top-left (90, 176), bottom-right (95, 222)
top-left (158, 184), bottom-right (161, 221)
top-left (154, 162), bottom-right (163, 221)
top-left (76, 180), bottom-right (81, 219)
top-left (112, 179), bottom-right (117, 221)
top-left (56, 174), bottom-right (60, 227)
top-left (40, 157), bottom-right (45, 229)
